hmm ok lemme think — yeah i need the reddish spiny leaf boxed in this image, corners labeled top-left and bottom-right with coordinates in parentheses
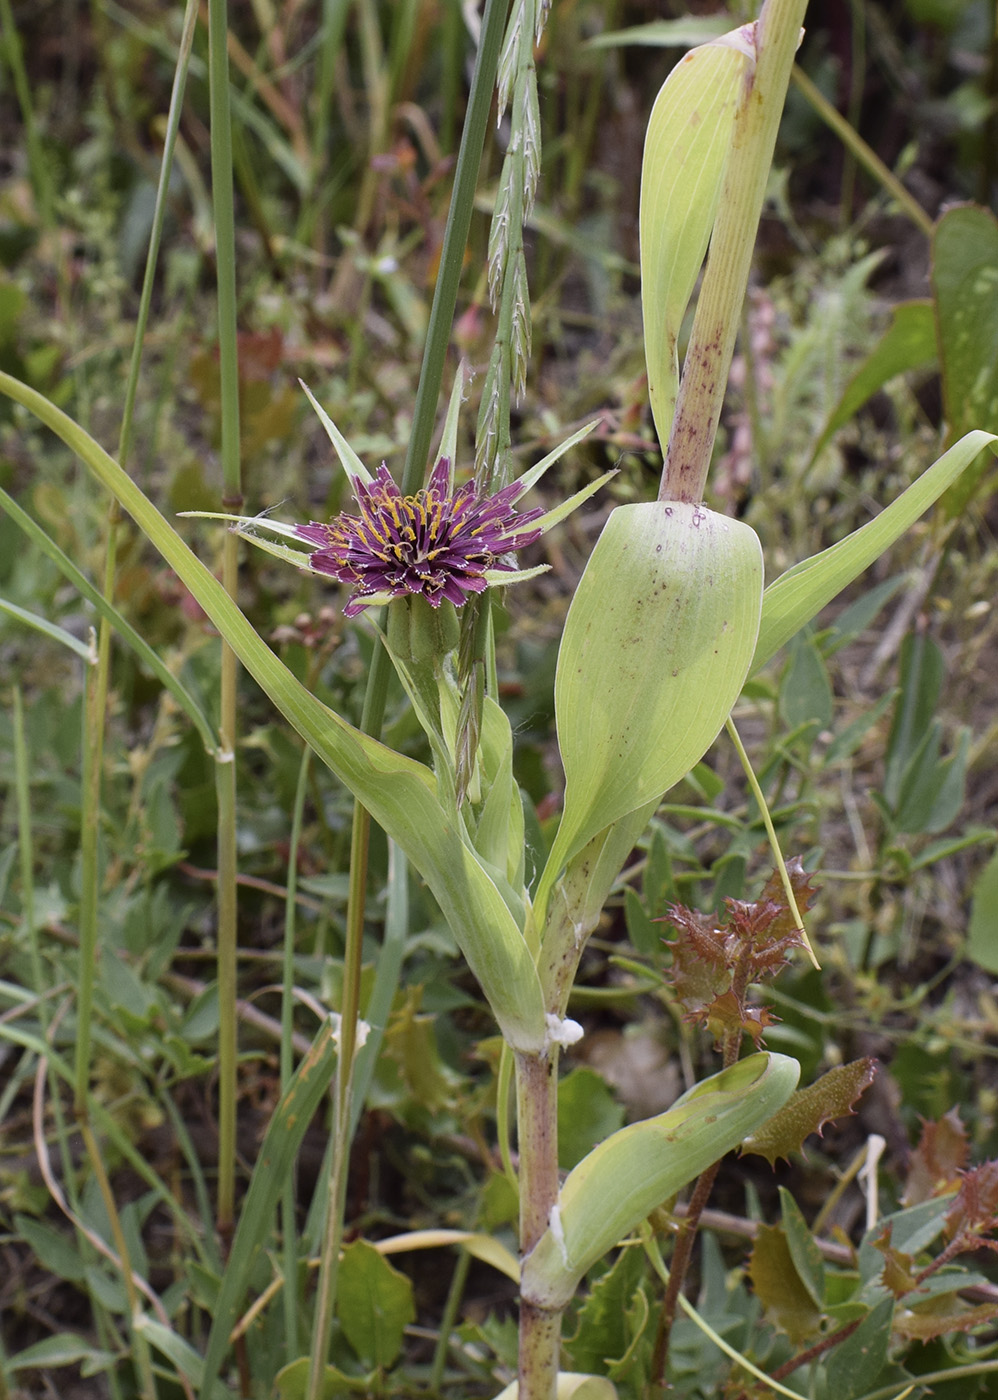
top-left (872, 1224), bottom-right (920, 1299)
top-left (945, 1160), bottom-right (998, 1239)
top-left (903, 1108), bottom-right (969, 1206)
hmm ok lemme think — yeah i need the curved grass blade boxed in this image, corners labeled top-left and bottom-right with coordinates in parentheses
top-left (752, 429), bottom-right (998, 673)
top-left (0, 486), bottom-right (218, 752)
top-left (199, 1019), bottom-right (339, 1398)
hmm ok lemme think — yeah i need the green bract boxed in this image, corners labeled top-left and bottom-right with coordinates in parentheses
top-left (640, 26), bottom-right (755, 448)
top-left (541, 501), bottom-right (763, 900)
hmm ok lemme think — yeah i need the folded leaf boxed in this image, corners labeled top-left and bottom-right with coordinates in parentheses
top-left (521, 1052), bottom-right (798, 1309)
top-left (641, 28), bottom-right (755, 449)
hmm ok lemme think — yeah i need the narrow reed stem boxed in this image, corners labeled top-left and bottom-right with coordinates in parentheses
top-left (207, 0), bottom-right (244, 1238)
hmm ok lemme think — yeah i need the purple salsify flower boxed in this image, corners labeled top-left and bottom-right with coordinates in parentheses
top-left (294, 457), bottom-right (545, 617)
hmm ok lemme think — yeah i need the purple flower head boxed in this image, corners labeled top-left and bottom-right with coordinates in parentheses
top-left (294, 457), bottom-right (544, 617)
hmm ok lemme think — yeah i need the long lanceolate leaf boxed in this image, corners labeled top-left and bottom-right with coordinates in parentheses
top-left (0, 372), bottom-right (547, 1055)
top-left (752, 430), bottom-right (998, 673)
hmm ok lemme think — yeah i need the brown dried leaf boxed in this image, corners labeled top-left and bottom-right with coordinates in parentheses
top-left (747, 1223), bottom-right (823, 1344)
top-left (740, 1058), bottom-right (877, 1167)
top-left (902, 1108), bottom-right (969, 1206)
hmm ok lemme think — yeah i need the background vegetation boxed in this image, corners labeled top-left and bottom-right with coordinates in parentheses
top-left (2, 0), bottom-right (998, 1396)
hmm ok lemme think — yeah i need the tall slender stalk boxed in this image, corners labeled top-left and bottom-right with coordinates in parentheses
top-left (304, 7), bottom-right (514, 1389)
top-left (207, 0), bottom-right (244, 1240)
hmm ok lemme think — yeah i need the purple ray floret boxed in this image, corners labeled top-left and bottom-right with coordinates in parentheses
top-left (294, 457), bottom-right (544, 617)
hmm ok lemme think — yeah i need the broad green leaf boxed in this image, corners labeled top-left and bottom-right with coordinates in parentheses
top-left (0, 372), bottom-right (547, 1055)
top-left (337, 1240), bottom-right (415, 1369)
top-left (275, 1358), bottom-right (378, 1398)
top-left (967, 848), bottom-right (998, 974)
top-left (562, 1244), bottom-right (646, 1378)
top-left (544, 502), bottom-right (762, 901)
top-left (752, 429), bottom-right (998, 672)
top-left (521, 1053), bottom-right (799, 1310)
top-left (640, 31), bottom-right (754, 448)
top-left (200, 1019), bottom-right (339, 1398)
top-left (809, 300), bottom-right (937, 466)
top-left (830, 1295), bottom-right (894, 1400)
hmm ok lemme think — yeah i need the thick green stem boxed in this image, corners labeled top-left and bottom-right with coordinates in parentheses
top-left (516, 1048), bottom-right (561, 1400)
top-left (661, 0), bottom-right (808, 503)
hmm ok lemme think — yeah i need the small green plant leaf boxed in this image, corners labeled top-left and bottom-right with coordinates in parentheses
top-left (740, 1057), bottom-right (876, 1166)
top-left (779, 633), bottom-right (832, 731)
top-left (521, 1052), bottom-right (799, 1309)
top-left (779, 1186), bottom-right (825, 1310)
top-left (748, 1222), bottom-right (823, 1343)
top-left (934, 206), bottom-right (998, 445)
top-left (752, 429), bottom-right (998, 671)
top-left (809, 300), bottom-right (937, 466)
top-left (275, 1358), bottom-right (378, 1398)
top-left (884, 633), bottom-right (944, 807)
top-left (967, 849), bottom-right (998, 974)
top-left (558, 1068), bottom-right (626, 1171)
top-left (8, 1333), bottom-right (117, 1375)
top-left (13, 1215), bottom-right (86, 1283)
top-left (562, 1247), bottom-right (646, 1378)
top-left (337, 1239), bottom-right (415, 1369)
top-left (640, 29), bottom-right (755, 448)
top-left (544, 502), bottom-right (763, 901)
